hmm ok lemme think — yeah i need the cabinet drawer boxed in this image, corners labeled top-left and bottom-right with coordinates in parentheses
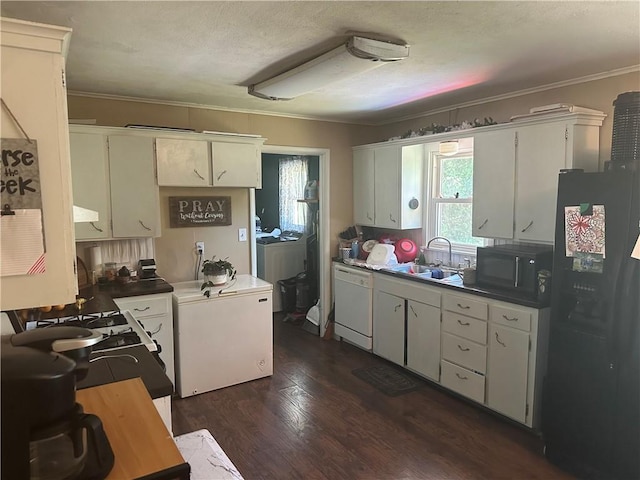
top-left (442, 293), bottom-right (488, 320)
top-left (114, 295), bottom-right (169, 318)
top-left (442, 312), bottom-right (487, 344)
top-left (491, 304), bottom-right (532, 332)
top-left (441, 332), bottom-right (486, 374)
top-left (441, 360), bottom-right (485, 404)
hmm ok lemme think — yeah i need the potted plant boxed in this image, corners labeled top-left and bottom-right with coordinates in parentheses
top-left (201, 256), bottom-right (236, 297)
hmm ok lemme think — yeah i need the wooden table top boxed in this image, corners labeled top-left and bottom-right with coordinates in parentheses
top-left (76, 378), bottom-right (188, 480)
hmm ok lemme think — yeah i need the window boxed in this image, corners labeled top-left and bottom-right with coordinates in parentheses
top-left (426, 144), bottom-right (489, 257)
top-left (278, 156), bottom-right (308, 232)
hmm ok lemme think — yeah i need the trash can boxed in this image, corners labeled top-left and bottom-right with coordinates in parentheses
top-left (277, 277), bottom-right (297, 313)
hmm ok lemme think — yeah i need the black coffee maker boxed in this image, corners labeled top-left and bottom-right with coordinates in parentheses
top-left (1, 327), bottom-right (115, 480)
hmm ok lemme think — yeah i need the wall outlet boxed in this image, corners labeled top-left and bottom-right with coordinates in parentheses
top-left (196, 241), bottom-right (205, 256)
top-left (238, 228), bottom-right (247, 242)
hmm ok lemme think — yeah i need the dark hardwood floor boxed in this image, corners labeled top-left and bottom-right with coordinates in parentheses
top-left (172, 315), bottom-right (575, 479)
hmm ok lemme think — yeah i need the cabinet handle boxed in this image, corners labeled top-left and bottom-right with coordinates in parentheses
top-left (478, 218), bottom-right (488, 230)
top-left (521, 220), bottom-right (534, 232)
top-left (193, 169), bottom-right (205, 180)
top-left (502, 314), bottom-right (518, 322)
top-left (217, 170), bottom-right (228, 181)
top-left (456, 303), bottom-right (470, 310)
top-left (149, 323), bottom-right (162, 335)
top-left (410, 305), bottom-right (417, 317)
top-left (394, 303), bottom-right (402, 312)
top-left (457, 344), bottom-right (470, 352)
top-left (134, 306), bottom-right (151, 312)
top-left (495, 332), bottom-right (506, 347)
top-left (139, 220), bottom-right (152, 231)
top-left (367, 213), bottom-right (373, 221)
top-left (456, 373), bottom-right (468, 380)
top-left (389, 214), bottom-right (397, 223)
top-left (89, 222), bottom-right (103, 232)
top-left (457, 319), bottom-right (470, 326)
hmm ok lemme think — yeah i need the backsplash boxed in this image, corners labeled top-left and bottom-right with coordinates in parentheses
top-left (77, 238), bottom-right (154, 278)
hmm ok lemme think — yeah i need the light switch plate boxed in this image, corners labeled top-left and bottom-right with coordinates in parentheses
top-left (238, 228), bottom-right (247, 242)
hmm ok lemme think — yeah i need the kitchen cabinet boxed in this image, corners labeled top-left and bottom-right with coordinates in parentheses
top-left (156, 137), bottom-right (211, 187)
top-left (486, 302), bottom-right (549, 427)
top-left (211, 141), bottom-right (262, 188)
top-left (373, 274), bottom-right (441, 375)
top-left (69, 131), bottom-right (111, 240)
top-left (514, 117), bottom-right (602, 242)
top-left (352, 143), bottom-right (423, 229)
top-left (109, 135), bottom-right (160, 237)
top-left (114, 293), bottom-right (175, 386)
top-left (472, 128), bottom-right (516, 239)
top-left (471, 112), bottom-right (604, 242)
top-left (1, 18), bottom-right (77, 310)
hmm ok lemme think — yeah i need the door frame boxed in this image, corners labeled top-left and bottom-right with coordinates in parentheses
top-left (250, 145), bottom-right (330, 337)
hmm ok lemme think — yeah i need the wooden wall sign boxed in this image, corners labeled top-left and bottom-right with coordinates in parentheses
top-left (169, 196), bottom-right (231, 228)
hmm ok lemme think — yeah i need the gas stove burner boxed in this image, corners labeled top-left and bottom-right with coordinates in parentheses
top-left (32, 313), bottom-right (128, 330)
top-left (94, 329), bottom-right (141, 351)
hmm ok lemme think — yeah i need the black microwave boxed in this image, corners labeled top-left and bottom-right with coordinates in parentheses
top-left (476, 244), bottom-right (553, 299)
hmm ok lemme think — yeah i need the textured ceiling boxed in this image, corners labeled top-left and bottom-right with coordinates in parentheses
top-left (2, 1), bottom-right (639, 124)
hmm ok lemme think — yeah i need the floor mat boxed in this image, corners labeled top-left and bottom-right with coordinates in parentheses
top-left (352, 365), bottom-right (424, 397)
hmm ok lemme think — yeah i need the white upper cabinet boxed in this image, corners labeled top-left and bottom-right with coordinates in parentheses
top-left (472, 128), bottom-right (516, 239)
top-left (156, 137), bottom-right (211, 187)
top-left (1, 18), bottom-right (77, 310)
top-left (211, 141), bottom-right (261, 188)
top-left (109, 135), bottom-right (160, 237)
top-left (70, 131), bottom-right (110, 240)
top-left (353, 143), bottom-right (423, 229)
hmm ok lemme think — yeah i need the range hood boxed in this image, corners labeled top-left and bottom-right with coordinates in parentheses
top-left (73, 205), bottom-right (99, 223)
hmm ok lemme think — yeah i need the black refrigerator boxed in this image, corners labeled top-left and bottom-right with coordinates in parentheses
top-left (542, 169), bottom-right (640, 479)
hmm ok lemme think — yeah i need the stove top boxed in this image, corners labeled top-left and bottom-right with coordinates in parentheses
top-left (25, 310), bottom-right (156, 353)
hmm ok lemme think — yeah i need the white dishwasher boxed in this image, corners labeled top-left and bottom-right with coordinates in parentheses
top-left (333, 263), bottom-right (374, 351)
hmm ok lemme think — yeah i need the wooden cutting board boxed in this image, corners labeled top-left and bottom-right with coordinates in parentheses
top-left (77, 256), bottom-right (90, 289)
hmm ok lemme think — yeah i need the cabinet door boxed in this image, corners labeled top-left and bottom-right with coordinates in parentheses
top-left (211, 142), bottom-right (261, 187)
top-left (374, 145), bottom-right (401, 228)
top-left (1, 19), bottom-right (77, 310)
top-left (109, 135), bottom-right (160, 237)
top-left (515, 122), bottom-right (566, 243)
top-left (487, 323), bottom-right (529, 423)
top-left (353, 149), bottom-right (375, 226)
top-left (472, 128), bottom-right (516, 239)
top-left (373, 290), bottom-right (405, 365)
top-left (70, 132), bottom-right (111, 240)
top-left (407, 299), bottom-right (440, 381)
top-left (156, 138), bottom-right (211, 186)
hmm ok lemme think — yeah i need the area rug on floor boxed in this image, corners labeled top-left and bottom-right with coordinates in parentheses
top-left (352, 365), bottom-right (424, 396)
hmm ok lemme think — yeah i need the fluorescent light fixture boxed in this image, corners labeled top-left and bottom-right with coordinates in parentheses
top-left (439, 141), bottom-right (459, 156)
top-left (249, 36), bottom-right (409, 101)
top-left (73, 205), bottom-right (99, 223)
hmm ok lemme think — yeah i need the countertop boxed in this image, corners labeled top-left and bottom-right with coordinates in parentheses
top-left (334, 259), bottom-right (549, 309)
top-left (76, 378), bottom-right (189, 480)
top-left (84, 277), bottom-right (174, 299)
top-left (77, 345), bottom-right (174, 399)
top-left (172, 274), bottom-right (272, 303)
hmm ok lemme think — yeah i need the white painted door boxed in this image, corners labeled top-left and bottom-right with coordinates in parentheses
top-left (472, 128), bottom-right (516, 239)
top-left (70, 131), bottom-right (111, 240)
top-left (156, 137), bottom-right (211, 186)
top-left (406, 299), bottom-right (441, 381)
top-left (487, 323), bottom-right (529, 423)
top-left (353, 148), bottom-right (375, 226)
top-left (373, 145), bottom-right (401, 228)
top-left (211, 142), bottom-right (261, 187)
top-left (373, 290), bottom-right (405, 366)
top-left (109, 135), bottom-right (160, 237)
top-left (514, 122), bottom-right (567, 243)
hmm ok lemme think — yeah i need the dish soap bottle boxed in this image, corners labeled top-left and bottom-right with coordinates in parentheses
top-left (417, 247), bottom-right (427, 266)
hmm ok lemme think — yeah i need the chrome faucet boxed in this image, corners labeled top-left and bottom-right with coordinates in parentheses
top-left (426, 236), bottom-right (452, 267)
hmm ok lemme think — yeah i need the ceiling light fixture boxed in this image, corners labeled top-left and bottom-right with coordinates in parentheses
top-left (439, 140), bottom-right (460, 156)
top-left (248, 36), bottom-right (409, 101)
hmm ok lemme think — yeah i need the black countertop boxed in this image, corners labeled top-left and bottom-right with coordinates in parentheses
top-left (83, 277), bottom-right (174, 299)
top-left (334, 259), bottom-right (549, 309)
top-left (77, 345), bottom-right (174, 399)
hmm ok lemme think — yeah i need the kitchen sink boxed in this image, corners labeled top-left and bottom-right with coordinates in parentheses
top-left (382, 263), bottom-right (461, 281)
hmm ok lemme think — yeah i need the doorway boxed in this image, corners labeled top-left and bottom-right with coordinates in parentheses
top-left (250, 146), bottom-right (330, 337)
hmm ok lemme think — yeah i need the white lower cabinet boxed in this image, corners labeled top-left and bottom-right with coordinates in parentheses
top-left (406, 299), bottom-right (440, 382)
top-left (373, 290), bottom-right (405, 366)
top-left (114, 293), bottom-right (175, 386)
